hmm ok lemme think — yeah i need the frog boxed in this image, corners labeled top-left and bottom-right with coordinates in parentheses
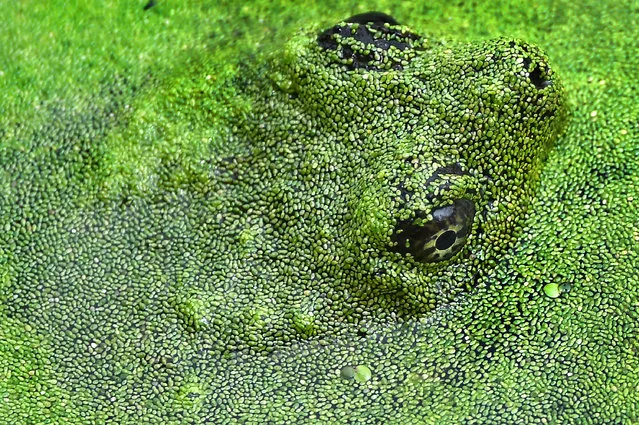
top-left (198, 10), bottom-right (567, 334)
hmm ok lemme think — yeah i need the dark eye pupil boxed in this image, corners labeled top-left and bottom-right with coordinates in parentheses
top-left (436, 230), bottom-right (457, 250)
top-left (390, 198), bottom-right (475, 263)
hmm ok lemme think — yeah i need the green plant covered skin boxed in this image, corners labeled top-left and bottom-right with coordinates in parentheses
top-left (2, 3), bottom-right (639, 425)
top-left (163, 14), bottom-right (568, 351)
top-left (235, 13), bottom-right (567, 321)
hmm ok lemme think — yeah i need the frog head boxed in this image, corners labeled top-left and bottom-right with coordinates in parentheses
top-left (268, 12), bottom-right (567, 313)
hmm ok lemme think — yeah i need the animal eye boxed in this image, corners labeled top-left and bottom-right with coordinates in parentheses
top-left (390, 199), bottom-right (475, 263)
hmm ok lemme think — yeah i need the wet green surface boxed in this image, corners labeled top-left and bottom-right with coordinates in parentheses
top-left (1, 1), bottom-right (638, 423)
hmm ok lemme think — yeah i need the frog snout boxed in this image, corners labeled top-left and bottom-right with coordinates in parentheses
top-left (507, 40), bottom-right (555, 91)
top-left (497, 39), bottom-right (567, 127)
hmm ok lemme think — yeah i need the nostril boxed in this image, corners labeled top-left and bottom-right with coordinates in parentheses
top-left (520, 57), bottom-right (551, 89)
top-left (529, 67), bottom-right (552, 90)
top-left (522, 57), bottom-right (552, 90)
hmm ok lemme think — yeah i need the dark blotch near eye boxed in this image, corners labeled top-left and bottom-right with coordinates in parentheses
top-left (398, 163), bottom-right (468, 203)
top-left (390, 199), bottom-right (476, 263)
top-left (424, 163), bottom-right (465, 187)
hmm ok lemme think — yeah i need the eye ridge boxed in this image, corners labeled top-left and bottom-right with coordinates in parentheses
top-left (390, 198), bottom-right (475, 263)
top-left (396, 163), bottom-right (468, 203)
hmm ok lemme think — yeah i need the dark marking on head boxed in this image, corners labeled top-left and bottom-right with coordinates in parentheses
top-left (397, 163), bottom-right (468, 203)
top-left (424, 163), bottom-right (466, 187)
top-left (345, 11), bottom-right (399, 26)
top-left (316, 12), bottom-right (421, 71)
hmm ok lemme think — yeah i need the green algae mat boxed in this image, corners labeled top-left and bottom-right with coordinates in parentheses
top-left (1, 1), bottom-right (638, 424)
